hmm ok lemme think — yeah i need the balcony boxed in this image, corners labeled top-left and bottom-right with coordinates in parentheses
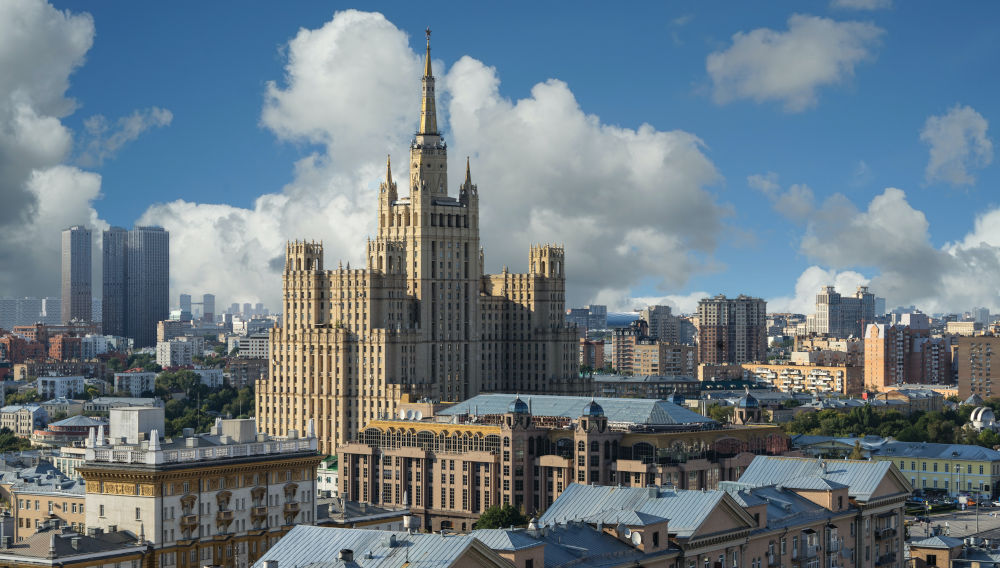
top-left (251, 506), bottom-right (268, 518)
top-left (803, 545), bottom-right (818, 559)
top-left (768, 554), bottom-right (780, 566)
top-left (876, 527), bottom-right (897, 539)
top-left (875, 553), bottom-right (897, 566)
top-left (283, 502), bottom-right (300, 516)
top-left (216, 510), bottom-right (234, 523)
top-left (180, 514), bottom-right (198, 530)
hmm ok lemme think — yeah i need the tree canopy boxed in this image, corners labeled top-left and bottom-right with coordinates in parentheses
top-left (473, 504), bottom-right (529, 529)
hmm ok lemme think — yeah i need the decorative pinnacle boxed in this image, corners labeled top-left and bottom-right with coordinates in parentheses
top-left (424, 27), bottom-right (433, 77)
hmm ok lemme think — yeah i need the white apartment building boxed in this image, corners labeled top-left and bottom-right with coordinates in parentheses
top-left (36, 375), bottom-right (86, 399)
top-left (114, 371), bottom-right (158, 397)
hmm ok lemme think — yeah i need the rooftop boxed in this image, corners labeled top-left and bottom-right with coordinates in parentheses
top-left (0, 526), bottom-right (144, 560)
top-left (437, 394), bottom-right (718, 429)
top-left (736, 456), bottom-right (903, 502)
top-left (252, 525), bottom-right (499, 568)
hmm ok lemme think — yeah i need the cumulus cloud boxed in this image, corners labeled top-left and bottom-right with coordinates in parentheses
top-left (767, 266), bottom-right (869, 314)
top-left (797, 187), bottom-right (1000, 312)
top-left (592, 289), bottom-right (711, 315)
top-left (77, 107), bottom-right (173, 167)
top-left (920, 104), bottom-right (993, 187)
top-left (830, 0), bottom-right (892, 10)
top-left (141, 10), bottom-right (727, 308)
top-left (706, 14), bottom-right (883, 112)
top-left (748, 172), bottom-right (815, 220)
top-left (0, 0), bottom-right (110, 297)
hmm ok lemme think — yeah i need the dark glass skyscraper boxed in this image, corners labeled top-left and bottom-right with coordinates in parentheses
top-left (61, 225), bottom-right (92, 323)
top-left (102, 226), bottom-right (169, 347)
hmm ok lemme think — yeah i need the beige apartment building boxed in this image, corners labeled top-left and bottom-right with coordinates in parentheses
top-left (696, 295), bottom-right (767, 365)
top-left (742, 362), bottom-right (864, 395)
top-left (865, 324), bottom-right (953, 390)
top-left (339, 393), bottom-right (789, 532)
top-left (632, 340), bottom-right (696, 376)
top-left (258, 34), bottom-right (583, 455)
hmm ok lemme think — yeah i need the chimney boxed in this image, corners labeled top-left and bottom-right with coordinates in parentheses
top-left (339, 549), bottom-right (354, 562)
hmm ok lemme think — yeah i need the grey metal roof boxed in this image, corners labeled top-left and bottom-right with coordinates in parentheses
top-left (468, 529), bottom-right (542, 551)
top-left (910, 535), bottom-right (965, 549)
top-left (49, 415), bottom-right (106, 428)
top-left (737, 456), bottom-right (899, 502)
top-left (438, 394), bottom-right (717, 427)
top-left (538, 484), bottom-right (745, 539)
top-left (873, 441), bottom-right (1000, 461)
top-left (253, 525), bottom-right (484, 568)
top-left (721, 484), bottom-right (843, 531)
top-left (474, 524), bottom-right (678, 568)
top-left (592, 374), bottom-right (698, 384)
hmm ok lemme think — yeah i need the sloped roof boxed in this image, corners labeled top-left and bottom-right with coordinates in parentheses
top-left (538, 484), bottom-right (750, 539)
top-left (50, 415), bottom-right (105, 428)
top-left (468, 529), bottom-right (543, 551)
top-left (910, 535), bottom-right (965, 549)
top-left (438, 394), bottom-right (717, 427)
top-left (873, 441), bottom-right (1000, 461)
top-left (252, 525), bottom-right (491, 568)
top-left (737, 456), bottom-right (901, 502)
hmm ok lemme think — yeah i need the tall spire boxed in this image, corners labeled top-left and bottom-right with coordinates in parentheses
top-left (386, 154), bottom-right (393, 186)
top-left (419, 27), bottom-right (438, 135)
top-left (465, 156), bottom-right (472, 186)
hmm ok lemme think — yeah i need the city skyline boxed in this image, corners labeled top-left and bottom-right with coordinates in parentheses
top-left (1, 2), bottom-right (997, 316)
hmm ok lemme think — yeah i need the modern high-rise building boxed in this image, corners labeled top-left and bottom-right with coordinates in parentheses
top-left (696, 294), bottom-right (767, 364)
top-left (957, 335), bottom-right (1000, 400)
top-left (61, 225), bottom-right (92, 324)
top-left (864, 323), bottom-right (952, 389)
top-left (178, 293), bottom-right (192, 320)
top-left (808, 285), bottom-right (876, 338)
top-left (258, 32), bottom-right (584, 455)
top-left (102, 226), bottom-right (169, 348)
top-left (639, 304), bottom-right (680, 343)
top-left (202, 293), bottom-right (215, 322)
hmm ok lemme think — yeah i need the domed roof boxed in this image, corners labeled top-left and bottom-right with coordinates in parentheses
top-left (972, 406), bottom-right (995, 423)
top-left (509, 396), bottom-right (529, 414)
top-left (738, 388), bottom-right (759, 408)
top-left (582, 399), bottom-right (605, 418)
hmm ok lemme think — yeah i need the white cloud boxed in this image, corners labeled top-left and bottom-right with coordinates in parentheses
top-left (0, 0), bottom-right (109, 296)
top-left (78, 107), bottom-right (173, 167)
top-left (592, 289), bottom-right (711, 315)
top-left (706, 14), bottom-right (883, 112)
top-left (830, 0), bottom-right (892, 10)
top-left (748, 172), bottom-right (815, 220)
top-left (142, 10), bottom-right (727, 309)
top-left (797, 187), bottom-right (1000, 312)
top-left (767, 266), bottom-right (869, 314)
top-left (921, 104), bottom-right (993, 187)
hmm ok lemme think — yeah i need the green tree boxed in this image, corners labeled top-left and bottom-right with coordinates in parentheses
top-left (473, 504), bottom-right (529, 529)
top-left (0, 428), bottom-right (32, 452)
top-left (5, 389), bottom-right (42, 404)
top-left (849, 440), bottom-right (865, 460)
top-left (706, 404), bottom-right (733, 423)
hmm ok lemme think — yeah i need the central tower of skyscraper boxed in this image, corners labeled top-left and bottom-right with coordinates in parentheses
top-left (61, 225), bottom-right (92, 323)
top-left (260, 31), bottom-right (584, 455)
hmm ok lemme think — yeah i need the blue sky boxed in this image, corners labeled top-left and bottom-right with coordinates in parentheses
top-left (2, 0), bottom-right (998, 315)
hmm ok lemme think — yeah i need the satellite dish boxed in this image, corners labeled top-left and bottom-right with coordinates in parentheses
top-left (405, 410), bottom-right (414, 419)
top-left (414, 411), bottom-right (423, 420)
top-left (399, 410), bottom-right (407, 419)
top-left (623, 527), bottom-right (632, 538)
top-left (631, 532), bottom-right (641, 546)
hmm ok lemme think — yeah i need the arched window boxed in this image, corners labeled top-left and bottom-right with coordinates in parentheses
top-left (577, 441), bottom-right (586, 453)
top-left (503, 437), bottom-right (511, 448)
top-left (633, 442), bottom-right (655, 463)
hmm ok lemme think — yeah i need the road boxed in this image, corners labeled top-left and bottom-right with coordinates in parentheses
top-left (907, 506), bottom-right (1000, 540)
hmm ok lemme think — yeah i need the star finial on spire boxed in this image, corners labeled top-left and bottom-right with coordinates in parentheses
top-left (423, 27), bottom-right (433, 77)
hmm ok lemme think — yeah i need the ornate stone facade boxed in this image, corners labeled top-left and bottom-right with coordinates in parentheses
top-left (258, 32), bottom-right (586, 455)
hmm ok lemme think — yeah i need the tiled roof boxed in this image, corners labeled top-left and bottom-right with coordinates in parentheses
top-left (437, 394), bottom-right (717, 427)
top-left (736, 456), bottom-right (899, 502)
top-left (252, 525), bottom-right (489, 568)
top-left (538, 484), bottom-right (747, 539)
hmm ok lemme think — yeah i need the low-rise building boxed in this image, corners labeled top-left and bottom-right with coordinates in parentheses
top-left (869, 440), bottom-right (1000, 498)
top-left (39, 397), bottom-right (84, 418)
top-left (593, 373), bottom-right (699, 399)
top-left (254, 525), bottom-right (513, 568)
top-left (10, 473), bottom-right (86, 539)
top-left (83, 397), bottom-right (162, 413)
top-left (317, 456), bottom-right (338, 497)
top-left (742, 362), bottom-right (864, 395)
top-left (632, 341), bottom-right (697, 376)
top-left (78, 410), bottom-right (322, 568)
top-left (237, 333), bottom-right (268, 359)
top-left (12, 360), bottom-right (105, 381)
top-left (226, 358), bottom-right (267, 388)
top-left (30, 415), bottom-right (106, 448)
top-left (339, 393), bottom-right (789, 532)
top-left (192, 367), bottom-right (224, 388)
top-left (113, 370), bottom-right (157, 397)
top-left (0, 524), bottom-right (152, 568)
top-left (0, 405), bottom-right (48, 437)
top-left (155, 336), bottom-right (205, 368)
top-left (34, 376), bottom-right (85, 400)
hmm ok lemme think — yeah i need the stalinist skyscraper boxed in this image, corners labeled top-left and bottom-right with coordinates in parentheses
top-left (258, 31), bottom-right (586, 454)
